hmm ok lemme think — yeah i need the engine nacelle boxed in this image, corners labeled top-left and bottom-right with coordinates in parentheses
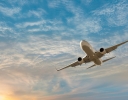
top-left (100, 48), bottom-right (106, 54)
top-left (78, 57), bottom-right (83, 64)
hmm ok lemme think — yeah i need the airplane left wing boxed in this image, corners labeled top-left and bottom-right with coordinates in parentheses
top-left (56, 61), bottom-right (80, 71)
top-left (96, 40), bottom-right (128, 58)
top-left (105, 40), bottom-right (128, 53)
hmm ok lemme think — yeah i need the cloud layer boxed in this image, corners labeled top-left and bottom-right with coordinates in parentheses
top-left (0, 0), bottom-right (128, 100)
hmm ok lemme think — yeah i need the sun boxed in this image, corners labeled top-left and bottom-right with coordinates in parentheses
top-left (0, 95), bottom-right (20, 100)
top-left (0, 95), bottom-right (5, 100)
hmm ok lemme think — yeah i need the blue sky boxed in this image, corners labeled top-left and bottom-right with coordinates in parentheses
top-left (0, 0), bottom-right (128, 100)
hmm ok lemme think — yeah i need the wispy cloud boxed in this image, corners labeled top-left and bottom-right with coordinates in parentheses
top-left (76, 18), bottom-right (101, 34)
top-left (15, 19), bottom-right (64, 32)
top-left (81, 0), bottom-right (92, 5)
top-left (48, 0), bottom-right (61, 8)
top-left (8, 0), bottom-right (29, 6)
top-left (63, 0), bottom-right (84, 22)
top-left (93, 0), bottom-right (128, 26)
top-left (0, 22), bottom-right (17, 39)
top-left (0, 34), bottom-right (128, 100)
top-left (0, 6), bottom-right (21, 17)
top-left (27, 8), bottom-right (46, 18)
top-left (0, 0), bottom-right (128, 100)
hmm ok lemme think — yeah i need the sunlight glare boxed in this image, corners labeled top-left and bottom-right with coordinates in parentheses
top-left (0, 95), bottom-right (5, 100)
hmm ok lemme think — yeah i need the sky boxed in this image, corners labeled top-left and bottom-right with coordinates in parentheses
top-left (0, 0), bottom-right (128, 100)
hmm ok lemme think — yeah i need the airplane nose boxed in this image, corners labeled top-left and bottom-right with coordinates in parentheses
top-left (80, 40), bottom-right (90, 48)
top-left (80, 40), bottom-right (86, 46)
top-left (81, 40), bottom-right (85, 42)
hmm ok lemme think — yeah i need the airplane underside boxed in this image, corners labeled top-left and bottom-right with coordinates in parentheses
top-left (56, 40), bottom-right (128, 71)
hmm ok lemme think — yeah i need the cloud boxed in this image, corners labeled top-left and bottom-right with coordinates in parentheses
top-left (63, 0), bottom-right (84, 22)
top-left (47, 0), bottom-right (102, 35)
top-left (0, 21), bottom-right (19, 40)
top-left (62, 0), bottom-right (102, 34)
top-left (0, 22), bottom-right (13, 33)
top-left (0, 33), bottom-right (128, 100)
top-left (8, 0), bottom-right (29, 6)
top-left (0, 6), bottom-right (21, 17)
top-left (81, 0), bottom-right (92, 5)
top-left (27, 8), bottom-right (46, 18)
top-left (0, 32), bottom-right (91, 99)
top-left (93, 0), bottom-right (128, 26)
top-left (48, 0), bottom-right (61, 8)
top-left (15, 19), bottom-right (64, 33)
top-left (0, 0), bottom-right (128, 100)
top-left (76, 18), bottom-right (102, 34)
top-left (48, 0), bottom-right (85, 23)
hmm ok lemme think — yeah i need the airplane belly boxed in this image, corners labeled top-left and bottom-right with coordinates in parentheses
top-left (93, 58), bottom-right (102, 65)
top-left (81, 40), bottom-right (97, 63)
top-left (82, 45), bottom-right (94, 56)
top-left (81, 43), bottom-right (102, 65)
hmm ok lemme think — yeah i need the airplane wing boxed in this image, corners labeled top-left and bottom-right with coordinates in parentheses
top-left (57, 56), bottom-right (91, 71)
top-left (56, 61), bottom-right (80, 71)
top-left (96, 40), bottom-right (128, 58)
top-left (105, 40), bottom-right (128, 53)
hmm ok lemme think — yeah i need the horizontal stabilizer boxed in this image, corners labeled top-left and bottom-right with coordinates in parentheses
top-left (102, 56), bottom-right (116, 62)
top-left (86, 64), bottom-right (96, 69)
top-left (87, 56), bottom-right (116, 69)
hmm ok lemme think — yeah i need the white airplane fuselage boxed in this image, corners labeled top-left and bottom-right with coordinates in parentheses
top-left (80, 40), bottom-right (102, 65)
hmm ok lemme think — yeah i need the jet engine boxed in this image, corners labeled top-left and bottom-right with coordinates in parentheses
top-left (100, 48), bottom-right (106, 54)
top-left (78, 57), bottom-right (83, 64)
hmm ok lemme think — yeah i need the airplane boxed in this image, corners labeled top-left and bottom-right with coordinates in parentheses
top-left (57, 40), bottom-right (128, 71)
